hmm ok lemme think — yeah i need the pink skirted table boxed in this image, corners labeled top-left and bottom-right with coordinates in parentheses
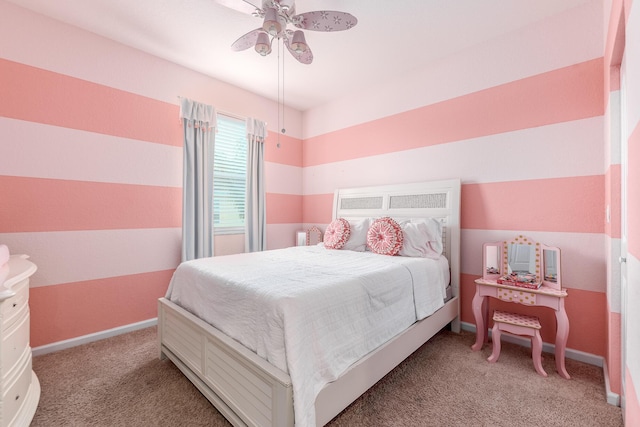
top-left (471, 278), bottom-right (570, 379)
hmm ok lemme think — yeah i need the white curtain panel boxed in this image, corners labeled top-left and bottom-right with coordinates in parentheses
top-left (245, 118), bottom-right (267, 252)
top-left (180, 98), bottom-right (216, 261)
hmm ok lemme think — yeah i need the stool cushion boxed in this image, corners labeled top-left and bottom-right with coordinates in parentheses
top-left (493, 310), bottom-right (541, 329)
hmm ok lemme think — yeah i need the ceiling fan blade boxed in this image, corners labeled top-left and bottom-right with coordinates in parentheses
top-left (214, 0), bottom-right (261, 15)
top-left (293, 11), bottom-right (357, 31)
top-left (231, 28), bottom-right (265, 51)
top-left (284, 35), bottom-right (313, 64)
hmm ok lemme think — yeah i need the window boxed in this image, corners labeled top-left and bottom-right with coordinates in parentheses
top-left (213, 114), bottom-right (246, 234)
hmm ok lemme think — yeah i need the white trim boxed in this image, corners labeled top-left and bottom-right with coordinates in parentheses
top-left (461, 321), bottom-right (605, 369)
top-left (603, 359), bottom-right (621, 406)
top-left (32, 318), bottom-right (157, 357)
top-left (462, 321), bottom-right (622, 407)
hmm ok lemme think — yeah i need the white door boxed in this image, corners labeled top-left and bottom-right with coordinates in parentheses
top-left (620, 55), bottom-right (628, 412)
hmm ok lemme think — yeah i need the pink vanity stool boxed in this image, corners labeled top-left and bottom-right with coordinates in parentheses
top-left (487, 310), bottom-right (547, 377)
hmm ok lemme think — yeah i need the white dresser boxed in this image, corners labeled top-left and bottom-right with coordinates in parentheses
top-left (0, 255), bottom-right (40, 426)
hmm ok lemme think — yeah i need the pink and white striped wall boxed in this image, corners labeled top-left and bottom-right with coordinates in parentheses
top-left (0, 1), bottom-right (303, 348)
top-left (300, 0), bottom-right (608, 358)
top-left (301, 60), bottom-right (608, 355)
top-left (1, 1), bottom-right (638, 419)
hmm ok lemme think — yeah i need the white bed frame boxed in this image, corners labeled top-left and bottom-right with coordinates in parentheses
top-left (158, 179), bottom-right (461, 426)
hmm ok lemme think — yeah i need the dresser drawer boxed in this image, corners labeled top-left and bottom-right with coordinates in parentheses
top-left (496, 287), bottom-right (536, 305)
top-left (1, 310), bottom-right (29, 379)
top-left (1, 279), bottom-right (28, 329)
top-left (1, 351), bottom-right (32, 427)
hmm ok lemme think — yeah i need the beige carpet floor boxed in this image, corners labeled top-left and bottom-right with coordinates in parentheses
top-left (30, 326), bottom-right (623, 426)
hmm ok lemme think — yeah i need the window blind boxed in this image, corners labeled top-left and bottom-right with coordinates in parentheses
top-left (213, 114), bottom-right (247, 233)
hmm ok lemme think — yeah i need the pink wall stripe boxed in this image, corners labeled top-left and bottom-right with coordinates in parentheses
top-left (0, 59), bottom-right (181, 146)
top-left (461, 176), bottom-right (604, 233)
top-left (300, 177), bottom-right (605, 233)
top-left (303, 58), bottom-right (604, 167)
top-left (303, 193), bottom-right (334, 224)
top-left (461, 274), bottom-right (606, 356)
top-left (0, 175), bottom-right (181, 232)
top-left (629, 123), bottom-right (640, 258)
top-left (266, 193), bottom-right (302, 224)
top-left (265, 131), bottom-right (303, 167)
top-left (30, 270), bottom-right (173, 347)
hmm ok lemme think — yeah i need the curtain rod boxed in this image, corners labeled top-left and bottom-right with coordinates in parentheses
top-left (177, 96), bottom-right (246, 121)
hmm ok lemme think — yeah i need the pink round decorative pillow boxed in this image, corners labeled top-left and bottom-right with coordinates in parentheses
top-left (324, 218), bottom-right (351, 249)
top-left (367, 217), bottom-right (404, 256)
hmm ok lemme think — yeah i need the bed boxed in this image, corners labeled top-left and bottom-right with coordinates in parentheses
top-left (158, 179), bottom-right (461, 427)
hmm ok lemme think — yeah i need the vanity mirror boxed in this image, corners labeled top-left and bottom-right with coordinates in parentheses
top-left (541, 244), bottom-right (562, 290)
top-left (482, 242), bottom-right (503, 281)
top-left (482, 235), bottom-right (562, 290)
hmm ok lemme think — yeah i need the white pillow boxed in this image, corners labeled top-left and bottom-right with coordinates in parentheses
top-left (342, 218), bottom-right (371, 252)
top-left (398, 218), bottom-right (443, 259)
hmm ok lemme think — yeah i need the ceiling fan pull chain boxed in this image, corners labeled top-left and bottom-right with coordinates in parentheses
top-left (277, 38), bottom-right (281, 148)
top-left (281, 42), bottom-right (286, 135)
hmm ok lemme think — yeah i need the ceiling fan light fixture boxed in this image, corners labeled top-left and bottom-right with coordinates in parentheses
top-left (290, 30), bottom-right (308, 54)
top-left (255, 32), bottom-right (271, 56)
top-left (262, 7), bottom-right (282, 36)
top-left (227, 0), bottom-right (357, 64)
top-left (278, 0), bottom-right (294, 12)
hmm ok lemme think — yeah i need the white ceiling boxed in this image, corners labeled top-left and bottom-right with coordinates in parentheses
top-left (8, 0), bottom-right (591, 111)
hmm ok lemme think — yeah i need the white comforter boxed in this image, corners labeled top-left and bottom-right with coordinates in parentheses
top-left (166, 245), bottom-right (449, 427)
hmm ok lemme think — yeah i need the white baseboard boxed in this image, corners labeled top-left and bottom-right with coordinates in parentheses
top-left (32, 318), bottom-right (157, 357)
top-left (460, 321), bottom-right (604, 367)
top-left (461, 321), bottom-right (621, 407)
top-left (31, 319), bottom-right (623, 408)
top-left (602, 359), bottom-right (621, 406)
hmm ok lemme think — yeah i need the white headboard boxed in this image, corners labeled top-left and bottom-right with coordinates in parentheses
top-left (332, 179), bottom-right (461, 299)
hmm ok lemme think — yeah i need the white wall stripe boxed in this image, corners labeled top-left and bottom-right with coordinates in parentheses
top-left (266, 223), bottom-right (301, 250)
top-left (303, 0), bottom-right (603, 138)
top-left (0, 228), bottom-right (181, 287)
top-left (0, 117), bottom-right (182, 188)
top-left (265, 162), bottom-right (302, 195)
top-left (461, 229), bottom-right (606, 293)
top-left (0, 116), bottom-right (303, 196)
top-left (303, 117), bottom-right (605, 195)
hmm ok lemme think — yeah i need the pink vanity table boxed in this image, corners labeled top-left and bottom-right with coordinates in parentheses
top-left (471, 278), bottom-right (570, 379)
top-left (471, 235), bottom-right (570, 379)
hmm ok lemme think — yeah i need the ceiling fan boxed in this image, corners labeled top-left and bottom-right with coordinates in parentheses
top-left (217, 0), bottom-right (358, 64)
